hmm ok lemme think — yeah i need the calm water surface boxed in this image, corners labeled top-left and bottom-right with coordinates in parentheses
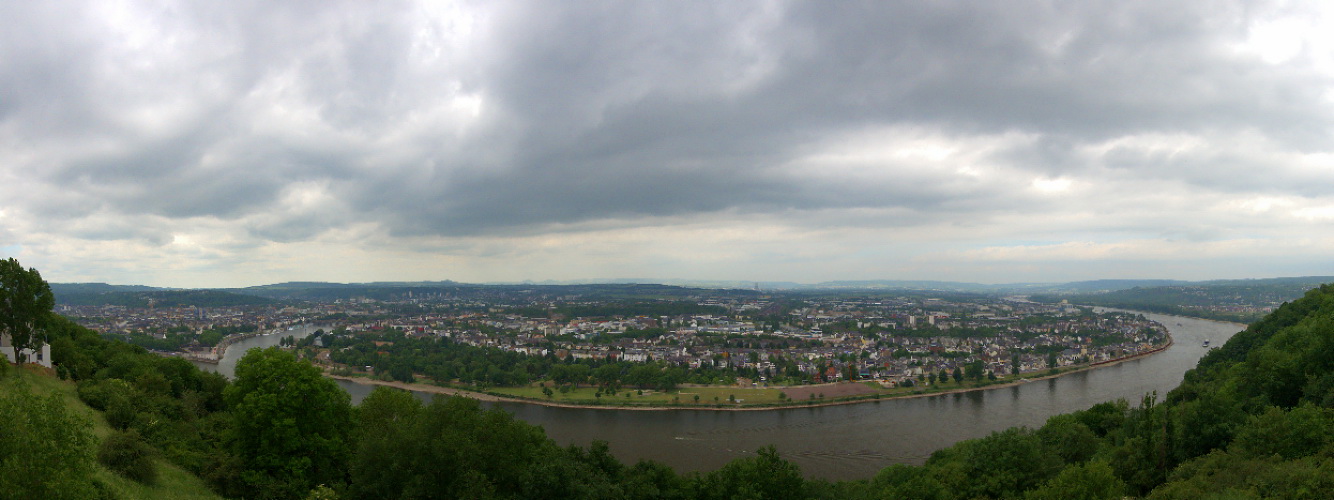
top-left (199, 312), bottom-right (1242, 480)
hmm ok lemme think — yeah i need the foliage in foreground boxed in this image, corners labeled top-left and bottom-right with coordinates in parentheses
top-left (98, 429), bottom-right (158, 484)
top-left (0, 377), bottom-right (100, 499)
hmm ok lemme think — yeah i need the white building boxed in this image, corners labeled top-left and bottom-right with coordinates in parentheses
top-left (1, 333), bottom-right (51, 368)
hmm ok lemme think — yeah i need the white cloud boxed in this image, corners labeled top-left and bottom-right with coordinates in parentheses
top-left (3, 0), bottom-right (1334, 286)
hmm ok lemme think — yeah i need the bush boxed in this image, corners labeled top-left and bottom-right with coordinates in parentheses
top-left (98, 430), bottom-right (158, 484)
top-left (0, 381), bottom-right (100, 497)
top-left (76, 378), bottom-right (136, 412)
top-left (104, 397), bottom-right (138, 430)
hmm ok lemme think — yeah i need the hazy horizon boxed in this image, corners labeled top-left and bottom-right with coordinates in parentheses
top-left (4, 2), bottom-right (1334, 288)
top-left (47, 274), bottom-right (1334, 291)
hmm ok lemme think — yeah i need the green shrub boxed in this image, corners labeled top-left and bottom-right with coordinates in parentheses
top-left (76, 378), bottom-right (136, 412)
top-left (97, 430), bottom-right (157, 484)
top-left (104, 397), bottom-right (138, 430)
top-left (0, 381), bottom-right (99, 498)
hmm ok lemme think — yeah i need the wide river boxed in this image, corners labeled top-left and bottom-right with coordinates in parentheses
top-left (197, 312), bottom-right (1242, 480)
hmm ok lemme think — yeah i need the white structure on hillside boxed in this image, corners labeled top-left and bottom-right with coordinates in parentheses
top-left (1, 333), bottom-right (51, 368)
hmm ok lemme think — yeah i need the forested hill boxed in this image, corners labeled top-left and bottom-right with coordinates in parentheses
top-left (1030, 276), bottom-right (1333, 323)
top-left (860, 283), bottom-right (1334, 498)
top-left (53, 289), bottom-right (276, 308)
top-left (229, 281), bottom-right (760, 302)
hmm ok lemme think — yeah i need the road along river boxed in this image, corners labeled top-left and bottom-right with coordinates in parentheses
top-left (196, 312), bottom-right (1243, 480)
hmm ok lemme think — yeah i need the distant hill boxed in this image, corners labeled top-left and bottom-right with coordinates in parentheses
top-left (50, 276), bottom-right (1334, 312)
top-left (244, 280), bottom-right (461, 290)
top-left (50, 282), bottom-right (171, 298)
top-left (1041, 279), bottom-right (1191, 293)
top-left (54, 289), bottom-right (276, 308)
top-left (227, 281), bottom-right (759, 302)
top-left (1031, 276), bottom-right (1334, 323)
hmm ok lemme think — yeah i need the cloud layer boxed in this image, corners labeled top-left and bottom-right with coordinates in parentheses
top-left (3, 1), bottom-right (1334, 287)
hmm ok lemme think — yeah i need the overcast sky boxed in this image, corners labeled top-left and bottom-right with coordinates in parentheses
top-left (3, 1), bottom-right (1334, 288)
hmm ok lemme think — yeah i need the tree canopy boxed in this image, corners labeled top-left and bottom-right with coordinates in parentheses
top-left (0, 257), bottom-right (54, 363)
top-left (223, 347), bottom-right (354, 499)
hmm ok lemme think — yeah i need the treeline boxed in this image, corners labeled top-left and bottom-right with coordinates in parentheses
top-left (507, 302), bottom-right (729, 321)
top-left (233, 282), bottom-right (757, 303)
top-left (1032, 281), bottom-right (1329, 323)
top-left (118, 324), bottom-right (256, 352)
top-left (56, 289), bottom-right (275, 308)
top-left (1034, 296), bottom-right (1259, 323)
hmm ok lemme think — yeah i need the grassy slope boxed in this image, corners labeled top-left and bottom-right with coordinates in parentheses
top-left (2, 365), bottom-right (221, 500)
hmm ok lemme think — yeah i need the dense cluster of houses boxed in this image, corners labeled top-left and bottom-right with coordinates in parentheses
top-left (60, 293), bottom-right (1169, 385)
top-left (328, 297), bottom-right (1169, 385)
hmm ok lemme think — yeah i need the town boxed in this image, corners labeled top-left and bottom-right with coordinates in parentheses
top-left (57, 285), bottom-right (1171, 395)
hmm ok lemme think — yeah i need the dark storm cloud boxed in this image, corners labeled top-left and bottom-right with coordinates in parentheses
top-left (355, 1), bottom-right (1333, 236)
top-left (2, 0), bottom-right (1331, 245)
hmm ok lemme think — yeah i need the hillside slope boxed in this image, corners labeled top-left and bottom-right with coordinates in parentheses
top-left (862, 284), bottom-right (1334, 498)
top-left (0, 365), bottom-right (222, 499)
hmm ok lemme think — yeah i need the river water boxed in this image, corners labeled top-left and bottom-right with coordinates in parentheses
top-left (197, 313), bottom-right (1241, 480)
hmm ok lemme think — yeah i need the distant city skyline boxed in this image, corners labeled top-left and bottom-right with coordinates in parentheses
top-left (4, 2), bottom-right (1334, 288)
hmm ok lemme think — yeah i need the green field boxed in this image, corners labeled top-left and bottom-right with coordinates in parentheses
top-left (482, 376), bottom-right (1026, 408)
top-left (487, 383), bottom-right (790, 407)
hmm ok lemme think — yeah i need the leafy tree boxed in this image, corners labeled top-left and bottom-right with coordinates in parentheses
top-left (1147, 450), bottom-right (1334, 499)
top-left (198, 330), bottom-right (225, 347)
top-left (964, 360), bottom-right (984, 381)
top-left (1231, 404), bottom-right (1334, 460)
top-left (349, 394), bottom-right (583, 499)
top-left (1108, 394), bottom-right (1172, 494)
top-left (1023, 460), bottom-right (1124, 500)
top-left (872, 464), bottom-right (949, 500)
top-left (1071, 399), bottom-right (1128, 437)
top-left (0, 258), bottom-right (54, 363)
top-left (696, 446), bottom-right (805, 500)
top-left (925, 427), bottom-right (1062, 499)
top-left (1168, 391), bottom-right (1246, 464)
top-left (348, 387), bottom-right (424, 498)
top-left (98, 429), bottom-right (158, 484)
top-left (1036, 414), bottom-right (1100, 464)
top-left (623, 460), bottom-right (690, 500)
top-left (225, 347), bottom-right (354, 499)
